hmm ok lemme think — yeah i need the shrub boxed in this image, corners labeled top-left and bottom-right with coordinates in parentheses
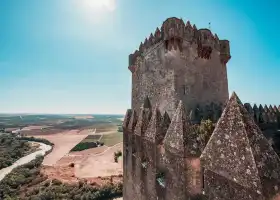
top-left (192, 119), bottom-right (215, 154)
top-left (0, 156), bottom-right (44, 199)
top-left (19, 136), bottom-right (54, 146)
top-left (0, 134), bottom-right (32, 169)
top-left (114, 151), bottom-right (122, 163)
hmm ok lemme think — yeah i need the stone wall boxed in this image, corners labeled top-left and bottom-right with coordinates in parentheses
top-left (123, 96), bottom-right (280, 200)
top-left (123, 98), bottom-right (202, 200)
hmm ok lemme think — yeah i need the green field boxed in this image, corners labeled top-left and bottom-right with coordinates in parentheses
top-left (0, 114), bottom-right (124, 132)
top-left (70, 132), bottom-right (123, 151)
top-left (81, 134), bottom-right (102, 142)
top-left (100, 132), bottom-right (123, 147)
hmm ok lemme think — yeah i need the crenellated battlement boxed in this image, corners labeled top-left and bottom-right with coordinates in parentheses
top-left (124, 99), bottom-right (280, 137)
top-left (128, 17), bottom-right (231, 70)
top-left (243, 103), bottom-right (280, 127)
top-left (124, 98), bottom-right (280, 147)
top-left (123, 94), bottom-right (280, 200)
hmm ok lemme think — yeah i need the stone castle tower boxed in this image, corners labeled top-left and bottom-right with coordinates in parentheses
top-left (123, 17), bottom-right (280, 200)
top-left (129, 17), bottom-right (231, 117)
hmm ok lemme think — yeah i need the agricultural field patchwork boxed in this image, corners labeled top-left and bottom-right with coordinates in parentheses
top-left (100, 132), bottom-right (123, 147)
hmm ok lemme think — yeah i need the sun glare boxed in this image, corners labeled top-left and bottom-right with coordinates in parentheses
top-left (74, 0), bottom-right (116, 24)
top-left (81, 0), bottom-right (116, 12)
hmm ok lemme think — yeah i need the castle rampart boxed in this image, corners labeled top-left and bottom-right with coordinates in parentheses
top-left (123, 95), bottom-right (280, 200)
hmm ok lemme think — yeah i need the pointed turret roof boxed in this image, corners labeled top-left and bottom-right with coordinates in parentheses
top-left (253, 104), bottom-right (259, 111)
top-left (161, 111), bottom-right (171, 141)
top-left (163, 101), bottom-right (191, 156)
top-left (200, 92), bottom-right (280, 197)
top-left (123, 109), bottom-right (132, 129)
top-left (143, 106), bottom-right (163, 143)
top-left (127, 110), bottom-right (137, 131)
top-left (269, 105), bottom-right (274, 112)
top-left (264, 104), bottom-right (269, 112)
top-left (259, 104), bottom-right (264, 112)
top-left (143, 96), bottom-right (152, 109)
top-left (134, 98), bottom-right (152, 136)
top-left (244, 103), bottom-right (253, 111)
top-left (273, 105), bottom-right (278, 113)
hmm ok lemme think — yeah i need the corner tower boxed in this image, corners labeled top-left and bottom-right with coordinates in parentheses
top-left (128, 17), bottom-right (231, 117)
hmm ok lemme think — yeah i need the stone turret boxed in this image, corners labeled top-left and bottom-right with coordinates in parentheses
top-left (200, 92), bottom-right (280, 200)
top-left (161, 17), bottom-right (185, 51)
top-left (197, 29), bottom-right (214, 59)
top-left (219, 40), bottom-right (231, 64)
top-left (129, 17), bottom-right (231, 117)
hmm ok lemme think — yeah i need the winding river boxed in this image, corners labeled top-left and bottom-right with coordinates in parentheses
top-left (0, 142), bottom-right (52, 182)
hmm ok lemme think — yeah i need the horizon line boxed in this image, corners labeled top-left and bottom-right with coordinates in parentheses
top-left (0, 112), bottom-right (125, 116)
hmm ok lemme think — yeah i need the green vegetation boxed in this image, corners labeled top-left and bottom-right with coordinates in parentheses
top-left (0, 114), bottom-right (124, 133)
top-left (70, 131), bottom-right (124, 152)
top-left (0, 134), bottom-right (32, 169)
top-left (71, 141), bottom-right (104, 152)
top-left (0, 155), bottom-right (45, 199)
top-left (100, 132), bottom-right (123, 147)
top-left (19, 136), bottom-right (54, 146)
top-left (70, 135), bottom-right (105, 152)
top-left (197, 119), bottom-right (215, 146)
top-left (82, 135), bottom-right (102, 142)
top-left (114, 151), bottom-right (122, 163)
top-left (193, 119), bottom-right (215, 153)
top-left (0, 155), bottom-right (123, 200)
top-left (22, 181), bottom-right (123, 200)
top-left (117, 126), bottom-right (123, 132)
top-left (0, 114), bottom-right (71, 129)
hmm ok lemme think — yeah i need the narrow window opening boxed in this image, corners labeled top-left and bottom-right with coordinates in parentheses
top-left (132, 147), bottom-right (136, 156)
top-left (125, 141), bottom-right (129, 149)
top-left (165, 40), bottom-right (168, 50)
top-left (202, 167), bottom-right (205, 190)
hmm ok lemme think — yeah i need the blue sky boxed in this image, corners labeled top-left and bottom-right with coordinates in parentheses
top-left (0, 0), bottom-right (279, 114)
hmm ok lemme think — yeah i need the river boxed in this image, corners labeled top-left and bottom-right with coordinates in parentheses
top-left (0, 141), bottom-right (52, 182)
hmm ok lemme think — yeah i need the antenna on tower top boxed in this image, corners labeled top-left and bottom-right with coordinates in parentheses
top-left (209, 22), bottom-right (211, 31)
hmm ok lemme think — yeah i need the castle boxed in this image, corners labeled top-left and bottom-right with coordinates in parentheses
top-left (123, 17), bottom-right (280, 200)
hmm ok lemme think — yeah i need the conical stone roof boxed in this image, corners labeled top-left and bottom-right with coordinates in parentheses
top-left (163, 100), bottom-right (191, 156)
top-left (200, 92), bottom-right (280, 197)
